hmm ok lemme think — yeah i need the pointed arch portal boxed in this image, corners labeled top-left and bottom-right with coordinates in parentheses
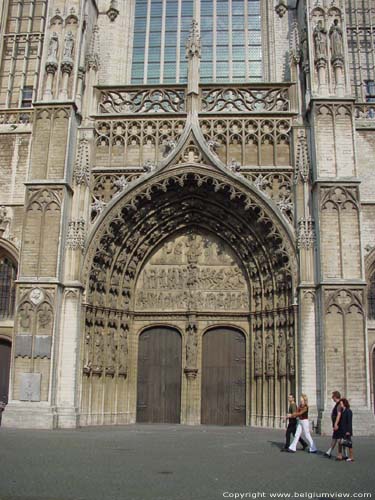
top-left (81, 167), bottom-right (298, 426)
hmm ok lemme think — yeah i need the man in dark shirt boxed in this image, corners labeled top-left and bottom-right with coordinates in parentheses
top-left (281, 394), bottom-right (307, 451)
top-left (324, 390), bottom-right (342, 458)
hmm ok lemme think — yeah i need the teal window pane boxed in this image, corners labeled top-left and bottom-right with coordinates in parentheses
top-left (181, 2), bottom-right (193, 15)
top-left (232, 1), bottom-right (244, 15)
top-left (248, 2), bottom-right (260, 14)
top-left (149, 33), bottom-right (162, 46)
top-left (249, 46), bottom-right (262, 60)
top-left (248, 17), bottom-right (261, 29)
top-left (216, 31), bottom-right (228, 44)
top-left (165, 32), bottom-right (177, 45)
top-left (216, 46), bottom-right (229, 61)
top-left (232, 46), bottom-right (245, 61)
top-left (217, 61), bottom-right (228, 77)
top-left (217, 15), bottom-right (228, 29)
top-left (149, 48), bottom-right (161, 62)
top-left (201, 17), bottom-right (213, 30)
top-left (201, 62), bottom-right (213, 77)
top-left (249, 31), bottom-right (261, 44)
top-left (217, 3), bottom-right (228, 15)
top-left (250, 61), bottom-right (262, 74)
top-left (148, 62), bottom-right (161, 79)
top-left (166, 2), bottom-right (178, 16)
top-left (164, 64), bottom-right (177, 76)
top-left (135, 18), bottom-right (147, 30)
top-left (232, 31), bottom-right (245, 45)
top-left (151, 2), bottom-right (162, 16)
top-left (150, 17), bottom-right (162, 30)
top-left (232, 16), bottom-right (244, 30)
top-left (164, 47), bottom-right (176, 62)
top-left (233, 61), bottom-right (246, 77)
top-left (133, 32), bottom-right (147, 47)
top-left (133, 48), bottom-right (145, 61)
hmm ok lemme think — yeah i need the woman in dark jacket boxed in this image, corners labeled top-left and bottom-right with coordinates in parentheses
top-left (337, 398), bottom-right (354, 462)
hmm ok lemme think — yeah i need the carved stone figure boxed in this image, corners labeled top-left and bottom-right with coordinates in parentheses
top-left (313, 21), bottom-right (327, 59)
top-left (254, 331), bottom-right (262, 377)
top-left (92, 329), bottom-right (103, 372)
top-left (329, 19), bottom-right (344, 61)
top-left (105, 328), bottom-right (116, 373)
top-left (37, 303), bottom-right (53, 330)
top-left (277, 333), bottom-right (287, 377)
top-left (287, 334), bottom-right (295, 375)
top-left (63, 31), bottom-right (74, 61)
top-left (47, 32), bottom-right (59, 61)
top-left (265, 333), bottom-right (274, 376)
top-left (185, 322), bottom-right (198, 369)
top-left (19, 302), bottom-right (33, 330)
top-left (118, 322), bottom-right (128, 376)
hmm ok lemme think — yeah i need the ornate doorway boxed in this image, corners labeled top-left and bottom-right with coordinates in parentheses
top-left (137, 327), bottom-right (182, 423)
top-left (201, 328), bottom-right (246, 425)
top-left (82, 169), bottom-right (297, 426)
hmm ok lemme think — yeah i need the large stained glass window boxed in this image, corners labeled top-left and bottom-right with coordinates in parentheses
top-left (131, 0), bottom-right (262, 84)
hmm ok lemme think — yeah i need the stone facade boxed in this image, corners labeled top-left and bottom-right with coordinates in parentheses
top-left (0, 0), bottom-right (374, 434)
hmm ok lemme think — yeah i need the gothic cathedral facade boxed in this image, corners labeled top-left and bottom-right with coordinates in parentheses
top-left (0, 0), bottom-right (375, 433)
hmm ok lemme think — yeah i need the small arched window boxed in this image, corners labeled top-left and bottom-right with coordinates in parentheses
top-left (0, 255), bottom-right (17, 319)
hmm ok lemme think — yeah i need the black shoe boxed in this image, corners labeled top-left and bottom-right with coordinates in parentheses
top-left (301, 445), bottom-right (308, 451)
top-left (287, 449), bottom-right (296, 453)
top-left (324, 452), bottom-right (331, 459)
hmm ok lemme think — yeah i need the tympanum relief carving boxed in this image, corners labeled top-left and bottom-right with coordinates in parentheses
top-left (135, 231), bottom-right (249, 312)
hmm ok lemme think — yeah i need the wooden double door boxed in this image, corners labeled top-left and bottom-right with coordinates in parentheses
top-left (136, 325), bottom-right (246, 425)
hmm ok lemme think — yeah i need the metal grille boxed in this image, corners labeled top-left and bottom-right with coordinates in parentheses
top-left (0, 257), bottom-right (17, 319)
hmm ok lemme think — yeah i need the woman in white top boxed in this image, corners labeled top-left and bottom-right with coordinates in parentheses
top-left (287, 394), bottom-right (317, 453)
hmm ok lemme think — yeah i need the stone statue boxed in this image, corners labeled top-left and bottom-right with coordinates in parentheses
top-left (277, 333), bottom-right (287, 377)
top-left (254, 331), bottom-right (262, 377)
top-left (118, 322), bottom-right (128, 376)
top-left (313, 21), bottom-right (327, 59)
top-left (329, 19), bottom-right (344, 60)
top-left (47, 32), bottom-right (59, 61)
top-left (63, 31), bottom-right (74, 61)
top-left (265, 333), bottom-right (274, 376)
top-left (287, 334), bottom-right (295, 375)
top-left (186, 322), bottom-right (198, 369)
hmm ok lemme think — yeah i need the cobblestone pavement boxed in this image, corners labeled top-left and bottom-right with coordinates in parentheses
top-left (0, 425), bottom-right (374, 500)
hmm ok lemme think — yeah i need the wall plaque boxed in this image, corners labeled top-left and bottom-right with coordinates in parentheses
top-left (19, 373), bottom-right (41, 402)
